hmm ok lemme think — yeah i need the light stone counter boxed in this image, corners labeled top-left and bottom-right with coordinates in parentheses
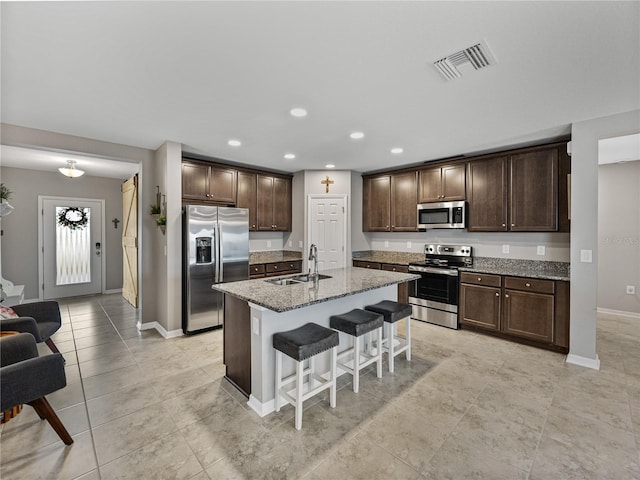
top-left (249, 250), bottom-right (303, 265)
top-left (214, 266), bottom-right (420, 312)
top-left (459, 257), bottom-right (570, 281)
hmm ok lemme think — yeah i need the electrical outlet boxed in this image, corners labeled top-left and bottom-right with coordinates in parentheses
top-left (384, 241), bottom-right (389, 248)
top-left (580, 249), bottom-right (592, 263)
top-left (537, 246), bottom-right (546, 256)
top-left (288, 240), bottom-right (292, 247)
top-left (299, 241), bottom-right (303, 248)
top-left (502, 244), bottom-right (510, 254)
top-left (267, 240), bottom-right (272, 248)
top-left (627, 285), bottom-right (636, 295)
top-left (407, 241), bottom-right (412, 249)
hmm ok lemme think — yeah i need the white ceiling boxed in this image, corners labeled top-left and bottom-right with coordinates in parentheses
top-left (598, 133), bottom-right (640, 165)
top-left (1, 2), bottom-right (639, 175)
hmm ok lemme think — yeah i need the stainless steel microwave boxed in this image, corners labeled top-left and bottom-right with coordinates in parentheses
top-left (417, 201), bottom-right (466, 230)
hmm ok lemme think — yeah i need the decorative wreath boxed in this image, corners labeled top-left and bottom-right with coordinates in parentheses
top-left (57, 207), bottom-right (89, 230)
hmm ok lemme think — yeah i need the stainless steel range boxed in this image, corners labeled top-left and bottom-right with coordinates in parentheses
top-left (408, 244), bottom-right (473, 329)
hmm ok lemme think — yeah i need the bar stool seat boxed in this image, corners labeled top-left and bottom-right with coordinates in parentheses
top-left (330, 309), bottom-right (384, 393)
top-left (364, 300), bottom-right (412, 373)
top-left (273, 323), bottom-right (339, 430)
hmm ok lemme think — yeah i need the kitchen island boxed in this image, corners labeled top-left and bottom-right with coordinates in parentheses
top-left (213, 266), bottom-right (420, 417)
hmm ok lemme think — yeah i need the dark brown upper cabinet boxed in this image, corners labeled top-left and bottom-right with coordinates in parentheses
top-left (418, 164), bottom-right (466, 203)
top-left (236, 171), bottom-right (258, 231)
top-left (363, 172), bottom-right (417, 232)
top-left (182, 161), bottom-right (236, 204)
top-left (257, 174), bottom-right (291, 231)
top-left (467, 145), bottom-right (562, 232)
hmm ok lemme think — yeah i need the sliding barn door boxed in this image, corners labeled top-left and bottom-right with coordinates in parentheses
top-left (122, 175), bottom-right (138, 307)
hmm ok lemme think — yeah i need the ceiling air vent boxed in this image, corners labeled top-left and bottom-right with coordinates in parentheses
top-left (434, 40), bottom-right (497, 81)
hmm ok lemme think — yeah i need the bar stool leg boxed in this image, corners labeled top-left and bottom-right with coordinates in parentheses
top-left (309, 355), bottom-right (316, 389)
top-left (295, 360), bottom-right (304, 430)
top-left (406, 316), bottom-right (412, 361)
top-left (376, 326), bottom-right (383, 378)
top-left (330, 346), bottom-right (337, 408)
top-left (353, 336), bottom-right (361, 393)
top-left (275, 350), bottom-right (282, 412)
top-left (387, 322), bottom-right (395, 373)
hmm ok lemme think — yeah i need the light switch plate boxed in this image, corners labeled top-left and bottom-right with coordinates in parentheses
top-left (288, 240), bottom-right (292, 247)
top-left (502, 244), bottom-right (510, 254)
top-left (299, 241), bottom-right (303, 248)
top-left (537, 246), bottom-right (546, 256)
top-left (580, 249), bottom-right (593, 263)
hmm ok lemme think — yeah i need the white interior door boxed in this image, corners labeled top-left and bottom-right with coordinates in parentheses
top-left (308, 196), bottom-right (347, 270)
top-left (41, 197), bottom-right (104, 299)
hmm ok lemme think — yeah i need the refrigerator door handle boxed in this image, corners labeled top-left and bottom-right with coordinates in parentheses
top-left (218, 223), bottom-right (224, 283)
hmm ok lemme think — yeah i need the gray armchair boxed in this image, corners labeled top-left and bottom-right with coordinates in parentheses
top-left (0, 332), bottom-right (73, 444)
top-left (1, 301), bottom-right (63, 357)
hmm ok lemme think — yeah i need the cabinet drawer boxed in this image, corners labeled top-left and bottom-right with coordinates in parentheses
top-left (265, 260), bottom-right (302, 275)
top-left (250, 264), bottom-right (265, 276)
top-left (504, 276), bottom-right (554, 294)
top-left (460, 272), bottom-right (502, 288)
top-left (353, 260), bottom-right (382, 269)
top-left (381, 263), bottom-right (409, 273)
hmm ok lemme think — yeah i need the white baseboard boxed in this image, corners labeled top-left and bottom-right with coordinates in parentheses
top-left (566, 353), bottom-right (600, 370)
top-left (138, 321), bottom-right (183, 338)
top-left (248, 395), bottom-right (275, 418)
top-left (597, 307), bottom-right (640, 319)
top-left (103, 288), bottom-right (122, 295)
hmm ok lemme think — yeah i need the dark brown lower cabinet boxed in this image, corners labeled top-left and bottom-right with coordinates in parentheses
top-left (459, 272), bottom-right (569, 352)
top-left (223, 294), bottom-right (251, 397)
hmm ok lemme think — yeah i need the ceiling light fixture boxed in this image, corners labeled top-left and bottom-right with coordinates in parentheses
top-left (325, 164), bottom-right (335, 169)
top-left (227, 139), bottom-right (242, 147)
top-left (350, 131), bottom-right (365, 140)
top-left (58, 160), bottom-right (85, 178)
top-left (284, 153), bottom-right (296, 160)
top-left (391, 147), bottom-right (404, 154)
top-left (289, 107), bottom-right (308, 118)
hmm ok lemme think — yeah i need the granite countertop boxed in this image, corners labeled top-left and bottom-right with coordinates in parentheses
top-left (213, 267), bottom-right (420, 312)
top-left (249, 250), bottom-right (303, 265)
top-left (459, 257), bottom-right (570, 281)
top-left (352, 250), bottom-right (423, 265)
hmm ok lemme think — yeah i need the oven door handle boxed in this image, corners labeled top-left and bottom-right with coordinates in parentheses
top-left (409, 266), bottom-right (459, 276)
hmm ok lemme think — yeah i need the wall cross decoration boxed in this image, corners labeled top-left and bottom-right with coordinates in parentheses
top-left (321, 175), bottom-right (334, 193)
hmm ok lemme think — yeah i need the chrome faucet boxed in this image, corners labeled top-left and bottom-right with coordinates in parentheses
top-left (308, 244), bottom-right (318, 278)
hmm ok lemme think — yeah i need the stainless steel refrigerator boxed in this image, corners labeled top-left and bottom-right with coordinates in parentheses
top-left (182, 205), bottom-right (249, 334)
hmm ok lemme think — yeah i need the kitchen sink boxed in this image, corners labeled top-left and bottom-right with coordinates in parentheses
top-left (265, 274), bottom-right (332, 285)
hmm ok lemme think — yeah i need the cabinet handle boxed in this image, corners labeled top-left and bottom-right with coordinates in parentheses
top-left (495, 292), bottom-right (499, 297)
top-left (274, 266), bottom-right (278, 269)
top-left (511, 224), bottom-right (515, 227)
top-left (502, 224), bottom-right (506, 227)
top-left (477, 277), bottom-right (482, 281)
top-left (505, 294), bottom-right (509, 298)
top-left (251, 224), bottom-right (256, 228)
top-left (525, 282), bottom-right (531, 287)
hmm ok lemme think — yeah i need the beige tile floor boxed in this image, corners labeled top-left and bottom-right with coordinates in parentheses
top-left (1, 294), bottom-right (639, 479)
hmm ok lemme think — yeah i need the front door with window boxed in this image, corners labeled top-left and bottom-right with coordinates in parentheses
top-left (42, 197), bottom-right (103, 299)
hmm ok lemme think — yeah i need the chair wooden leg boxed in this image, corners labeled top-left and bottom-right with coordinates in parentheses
top-left (27, 397), bottom-right (73, 445)
top-left (45, 338), bottom-right (66, 363)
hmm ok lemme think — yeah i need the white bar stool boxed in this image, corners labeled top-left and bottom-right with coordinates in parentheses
top-left (329, 309), bottom-right (384, 393)
top-left (364, 300), bottom-right (412, 373)
top-left (273, 322), bottom-right (339, 430)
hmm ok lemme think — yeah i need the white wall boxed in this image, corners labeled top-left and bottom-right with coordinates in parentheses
top-left (350, 172), bottom-right (369, 252)
top-left (598, 160), bottom-right (640, 314)
top-left (0, 167), bottom-right (125, 299)
top-left (570, 109), bottom-right (640, 368)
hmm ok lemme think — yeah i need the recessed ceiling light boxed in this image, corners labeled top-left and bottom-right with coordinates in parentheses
top-left (227, 139), bottom-right (242, 147)
top-left (391, 147), bottom-right (404, 154)
top-left (289, 107), bottom-right (308, 118)
top-left (325, 164), bottom-right (335, 169)
top-left (350, 131), bottom-right (365, 140)
top-left (284, 153), bottom-right (296, 160)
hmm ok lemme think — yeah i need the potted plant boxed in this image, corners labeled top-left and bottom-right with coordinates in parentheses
top-left (0, 183), bottom-right (14, 217)
top-left (150, 204), bottom-right (161, 215)
top-left (156, 215), bottom-right (166, 234)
